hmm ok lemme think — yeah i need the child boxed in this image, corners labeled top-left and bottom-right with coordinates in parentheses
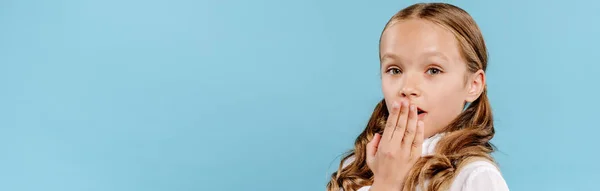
top-left (327, 3), bottom-right (509, 191)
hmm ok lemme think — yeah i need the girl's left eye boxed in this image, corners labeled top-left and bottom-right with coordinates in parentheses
top-left (426, 68), bottom-right (442, 75)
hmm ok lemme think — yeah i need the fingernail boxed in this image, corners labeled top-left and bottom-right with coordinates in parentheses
top-left (392, 101), bottom-right (399, 109)
top-left (410, 104), bottom-right (415, 111)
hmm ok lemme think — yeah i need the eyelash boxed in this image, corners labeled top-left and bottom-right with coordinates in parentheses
top-left (426, 68), bottom-right (443, 75)
top-left (385, 68), bottom-right (402, 75)
top-left (385, 67), bottom-right (444, 75)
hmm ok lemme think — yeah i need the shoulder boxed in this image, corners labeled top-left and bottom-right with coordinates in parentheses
top-left (449, 159), bottom-right (510, 191)
top-left (341, 155), bottom-right (356, 169)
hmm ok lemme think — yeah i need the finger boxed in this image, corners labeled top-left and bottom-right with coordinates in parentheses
top-left (411, 120), bottom-right (425, 159)
top-left (367, 133), bottom-right (382, 158)
top-left (366, 133), bottom-right (382, 168)
top-left (381, 101), bottom-right (401, 144)
top-left (390, 100), bottom-right (409, 146)
top-left (401, 103), bottom-right (418, 152)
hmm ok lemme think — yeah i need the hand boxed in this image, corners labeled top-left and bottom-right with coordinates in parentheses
top-left (366, 100), bottom-right (425, 190)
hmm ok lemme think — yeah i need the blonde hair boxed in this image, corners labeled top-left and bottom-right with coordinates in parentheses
top-left (326, 3), bottom-right (495, 191)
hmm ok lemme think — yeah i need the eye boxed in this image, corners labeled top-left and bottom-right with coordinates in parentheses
top-left (385, 68), bottom-right (402, 75)
top-left (426, 68), bottom-right (442, 75)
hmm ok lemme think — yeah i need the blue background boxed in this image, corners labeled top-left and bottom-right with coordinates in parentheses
top-left (1, 0), bottom-right (598, 190)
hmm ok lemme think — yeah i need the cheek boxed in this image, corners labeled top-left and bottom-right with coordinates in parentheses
top-left (425, 81), bottom-right (466, 132)
top-left (431, 83), bottom-right (465, 111)
top-left (381, 79), bottom-right (400, 113)
top-left (381, 79), bottom-right (397, 97)
top-left (382, 93), bottom-right (394, 113)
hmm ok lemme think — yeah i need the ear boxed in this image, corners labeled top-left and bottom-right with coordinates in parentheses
top-left (465, 70), bottom-right (486, 103)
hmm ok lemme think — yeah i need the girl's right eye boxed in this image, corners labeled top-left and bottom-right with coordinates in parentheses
top-left (386, 68), bottom-right (402, 75)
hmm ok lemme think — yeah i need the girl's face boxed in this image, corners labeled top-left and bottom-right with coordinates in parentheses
top-left (379, 19), bottom-right (485, 138)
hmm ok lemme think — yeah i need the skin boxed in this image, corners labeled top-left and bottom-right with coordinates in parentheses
top-left (366, 19), bottom-right (486, 190)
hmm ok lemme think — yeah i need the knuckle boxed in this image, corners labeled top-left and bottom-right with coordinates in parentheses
top-left (401, 108), bottom-right (408, 114)
top-left (385, 118), bottom-right (395, 125)
top-left (412, 143), bottom-right (418, 149)
top-left (382, 151), bottom-right (395, 158)
top-left (399, 108), bottom-right (407, 114)
top-left (386, 123), bottom-right (394, 129)
top-left (407, 125), bottom-right (416, 133)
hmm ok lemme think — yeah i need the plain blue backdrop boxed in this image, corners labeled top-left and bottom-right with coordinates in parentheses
top-left (1, 0), bottom-right (598, 190)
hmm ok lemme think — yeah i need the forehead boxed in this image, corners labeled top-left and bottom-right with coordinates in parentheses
top-left (379, 19), bottom-right (462, 63)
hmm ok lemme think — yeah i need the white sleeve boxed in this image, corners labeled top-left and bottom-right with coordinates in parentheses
top-left (451, 161), bottom-right (510, 191)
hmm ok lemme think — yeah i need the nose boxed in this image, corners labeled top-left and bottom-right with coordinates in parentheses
top-left (401, 86), bottom-right (421, 98)
top-left (399, 75), bottom-right (422, 98)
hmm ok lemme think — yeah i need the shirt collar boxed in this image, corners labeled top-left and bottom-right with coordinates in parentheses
top-left (421, 133), bottom-right (445, 156)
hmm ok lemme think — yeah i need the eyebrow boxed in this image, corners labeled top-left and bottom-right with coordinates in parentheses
top-left (380, 51), bottom-right (450, 64)
top-left (380, 53), bottom-right (396, 60)
top-left (380, 53), bottom-right (402, 65)
top-left (422, 51), bottom-right (450, 62)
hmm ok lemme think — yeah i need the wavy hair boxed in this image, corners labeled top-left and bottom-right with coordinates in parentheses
top-left (326, 3), bottom-right (495, 191)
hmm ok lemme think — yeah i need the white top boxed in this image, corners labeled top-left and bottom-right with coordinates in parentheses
top-left (341, 133), bottom-right (509, 191)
